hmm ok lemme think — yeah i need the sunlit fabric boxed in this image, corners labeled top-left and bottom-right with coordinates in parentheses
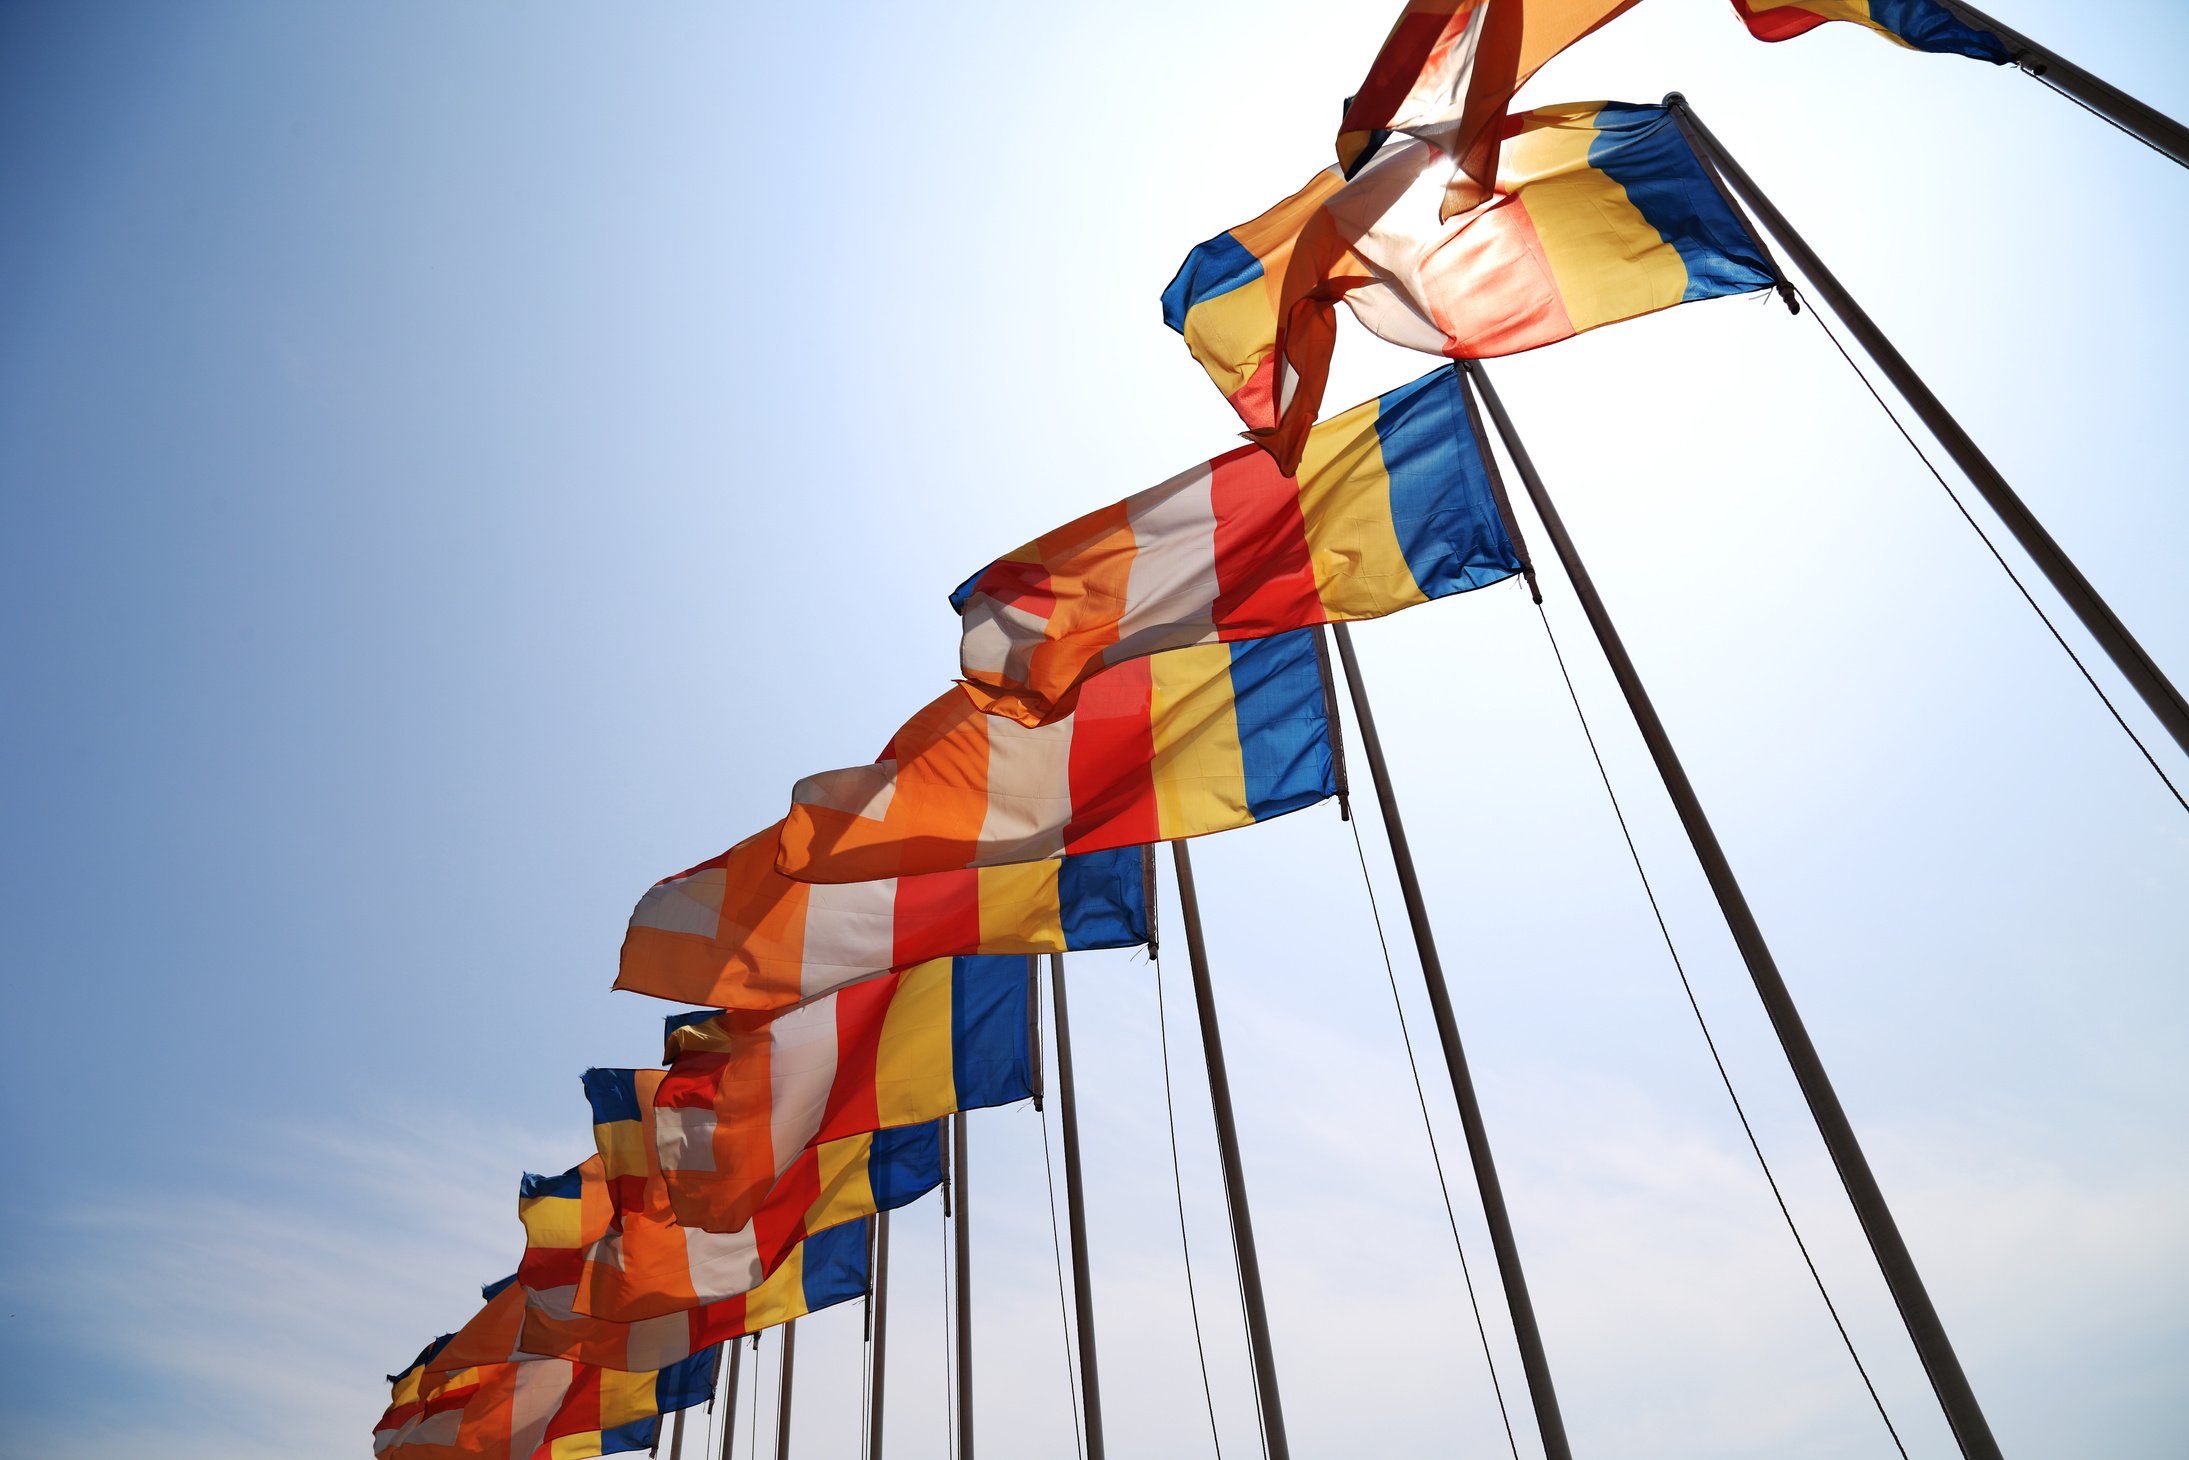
top-left (779, 633), bottom-right (1333, 883)
top-left (617, 826), bottom-right (1145, 1010)
top-left (526, 1076), bottom-right (939, 1321)
top-left (519, 1220), bottom-right (868, 1370)
top-left (1166, 101), bottom-right (1776, 470)
top-left (654, 956), bottom-right (1029, 1232)
top-left (951, 368), bottom-right (1518, 726)
top-left (1336, 0), bottom-right (1646, 199)
top-left (1729, 0), bottom-right (2010, 60)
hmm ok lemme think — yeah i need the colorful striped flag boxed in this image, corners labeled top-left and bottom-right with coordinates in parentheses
top-left (655, 956), bottom-right (1030, 1233)
top-left (520, 1219), bottom-right (870, 1370)
top-left (421, 1275), bottom-right (535, 1374)
top-left (378, 1349), bottom-right (718, 1460)
top-left (618, 825), bottom-right (1147, 1010)
top-left (1337, 0), bottom-right (1648, 199)
top-left (1729, 0), bottom-right (2011, 60)
top-left (531, 1078), bottom-right (941, 1321)
top-left (777, 632), bottom-right (1334, 883)
top-left (951, 367), bottom-right (1520, 725)
top-left (1166, 101), bottom-right (1777, 471)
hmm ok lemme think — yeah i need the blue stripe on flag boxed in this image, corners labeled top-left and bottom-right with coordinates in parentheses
top-left (581, 1068), bottom-right (642, 1125)
top-left (1227, 630), bottom-right (1335, 824)
top-left (1871, 0), bottom-right (2011, 60)
top-left (799, 1219), bottom-right (875, 1311)
top-left (950, 955), bottom-right (1033, 1110)
top-left (1588, 104), bottom-right (1776, 302)
top-left (866, 1122), bottom-right (945, 1211)
top-left (519, 1168), bottom-right (583, 1202)
top-left (655, 1348), bottom-right (720, 1412)
top-left (1160, 231), bottom-right (1263, 333)
top-left (597, 1418), bottom-right (660, 1457)
top-left (1373, 369), bottom-right (1522, 599)
top-left (1058, 847), bottom-right (1149, 949)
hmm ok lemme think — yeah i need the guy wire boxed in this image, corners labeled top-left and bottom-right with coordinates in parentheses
top-left (1036, 982), bottom-right (1089, 1460)
top-left (1154, 956), bottom-right (1228, 1459)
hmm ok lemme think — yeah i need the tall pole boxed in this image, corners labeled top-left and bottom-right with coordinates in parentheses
top-left (770, 1323), bottom-right (797, 1460)
top-left (1048, 953), bottom-right (1107, 1460)
top-left (718, 1339), bottom-right (744, 1460)
top-left (1326, 622), bottom-right (1574, 1460)
top-left (1943, 1), bottom-right (2189, 168)
top-left (952, 1112), bottom-right (976, 1460)
top-left (866, 1213), bottom-right (890, 1460)
top-left (1667, 92), bottom-right (2189, 762)
top-left (668, 1403), bottom-right (687, 1460)
top-left (1463, 357), bottom-right (2004, 1460)
top-left (1169, 841), bottom-right (1291, 1460)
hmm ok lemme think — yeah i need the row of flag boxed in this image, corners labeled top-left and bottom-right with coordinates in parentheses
top-left (377, 2), bottom-right (2018, 1453)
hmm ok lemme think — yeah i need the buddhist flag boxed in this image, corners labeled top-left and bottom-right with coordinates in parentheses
top-left (422, 1275), bottom-right (535, 1374)
top-left (617, 825), bottom-right (1147, 1010)
top-left (377, 1336), bottom-right (459, 1454)
top-left (378, 1349), bottom-right (718, 1460)
top-left (1336, 0), bottom-right (1648, 201)
top-left (1730, 0), bottom-right (2011, 61)
top-left (952, 367), bottom-right (1520, 725)
top-left (778, 632), bottom-right (1333, 883)
top-left (1166, 102), bottom-right (1777, 470)
top-left (520, 1220), bottom-right (870, 1370)
top-left (535, 1076), bottom-right (941, 1321)
top-left (655, 955), bottom-right (1030, 1233)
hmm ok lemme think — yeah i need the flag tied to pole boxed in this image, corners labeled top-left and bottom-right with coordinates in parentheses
top-left (778, 632), bottom-right (1334, 883)
top-left (618, 824), bottom-right (1147, 1010)
top-left (530, 1074), bottom-right (941, 1320)
top-left (1336, 0), bottom-right (1647, 203)
top-left (1166, 101), bottom-right (1778, 471)
top-left (1729, 0), bottom-right (2011, 61)
top-left (951, 367), bottom-right (1520, 726)
top-left (377, 1342), bottom-right (718, 1459)
top-left (653, 954), bottom-right (1031, 1232)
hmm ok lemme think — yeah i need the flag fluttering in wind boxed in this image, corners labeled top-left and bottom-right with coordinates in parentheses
top-left (521, 1219), bottom-right (871, 1370)
top-left (532, 1076), bottom-right (941, 1321)
top-left (654, 955), bottom-right (1030, 1232)
top-left (1167, 101), bottom-right (1777, 470)
top-left (1729, 0), bottom-right (2010, 61)
top-left (383, 1348), bottom-right (721, 1460)
top-left (618, 825), bottom-right (1147, 1010)
top-left (778, 632), bottom-right (1334, 883)
top-left (421, 1275), bottom-right (534, 1375)
top-left (1336, 0), bottom-right (1649, 205)
top-left (952, 367), bottom-right (1520, 726)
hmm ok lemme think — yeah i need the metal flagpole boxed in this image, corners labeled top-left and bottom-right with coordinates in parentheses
top-left (668, 1403), bottom-right (687, 1460)
top-left (1048, 953), bottom-right (1107, 1460)
top-left (952, 1112), bottom-right (976, 1460)
top-left (1666, 91), bottom-right (2189, 762)
top-left (1462, 357), bottom-right (2005, 1460)
top-left (1941, 1), bottom-right (2189, 168)
top-left (866, 1213), bottom-right (890, 1460)
top-left (1169, 840), bottom-right (1291, 1460)
top-left (772, 1322), bottom-right (796, 1460)
top-left (1326, 621), bottom-right (1574, 1460)
top-left (719, 1339), bottom-right (744, 1460)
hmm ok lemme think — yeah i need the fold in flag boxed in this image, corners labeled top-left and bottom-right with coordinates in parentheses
top-left (1166, 101), bottom-right (1777, 471)
top-left (779, 632), bottom-right (1333, 883)
top-left (520, 1220), bottom-right (869, 1370)
top-left (531, 1079), bottom-right (940, 1321)
top-left (618, 823), bottom-right (1147, 1010)
top-left (655, 955), bottom-right (1030, 1232)
top-left (422, 1275), bottom-right (535, 1375)
top-left (1336, 0), bottom-right (1647, 205)
top-left (1729, 0), bottom-right (2010, 61)
top-left (952, 367), bottom-right (1520, 725)
top-left (377, 1348), bottom-right (717, 1460)
top-left (377, 1336), bottom-right (459, 1454)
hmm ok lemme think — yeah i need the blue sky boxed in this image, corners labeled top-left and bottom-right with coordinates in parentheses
top-left (2, 2), bottom-right (2184, 1456)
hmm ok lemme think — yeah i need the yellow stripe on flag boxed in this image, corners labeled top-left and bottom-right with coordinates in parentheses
top-left (1149, 644), bottom-right (1248, 841)
top-left (1505, 103), bottom-right (1691, 332)
top-left (874, 959), bottom-right (956, 1126)
top-left (975, 860), bottom-right (1064, 948)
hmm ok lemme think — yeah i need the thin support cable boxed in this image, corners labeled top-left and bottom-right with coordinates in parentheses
top-left (1153, 958), bottom-right (1227, 1460)
top-left (1037, 1028), bottom-right (1089, 1458)
top-left (1532, 599), bottom-right (1911, 1459)
top-left (1345, 816), bottom-right (1521, 1460)
top-left (1799, 287), bottom-right (2187, 815)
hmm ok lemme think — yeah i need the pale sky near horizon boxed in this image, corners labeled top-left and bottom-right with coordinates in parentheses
top-left (3, 3), bottom-right (2186, 1457)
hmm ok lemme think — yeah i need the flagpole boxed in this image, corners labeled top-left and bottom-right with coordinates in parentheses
top-left (772, 1322), bottom-right (796, 1460)
top-left (1666, 92), bottom-right (2189, 761)
top-left (719, 1339), bottom-right (744, 1460)
top-left (952, 1112), bottom-right (976, 1460)
top-left (1048, 953), bottom-right (1107, 1460)
top-left (668, 1403), bottom-right (687, 1460)
top-left (1940, 1), bottom-right (2189, 168)
top-left (1326, 621), bottom-right (1574, 1460)
top-left (1169, 840), bottom-right (1291, 1460)
top-left (1461, 357), bottom-right (2004, 1460)
top-left (866, 1213), bottom-right (890, 1460)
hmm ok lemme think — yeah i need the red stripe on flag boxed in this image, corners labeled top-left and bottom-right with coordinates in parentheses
top-left (658, 1053), bottom-right (728, 1109)
top-left (820, 973), bottom-right (894, 1137)
top-left (1063, 657), bottom-right (1159, 853)
top-left (691, 1291), bottom-right (755, 1349)
top-left (891, 870), bottom-right (982, 967)
top-left (1209, 443), bottom-right (1321, 636)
